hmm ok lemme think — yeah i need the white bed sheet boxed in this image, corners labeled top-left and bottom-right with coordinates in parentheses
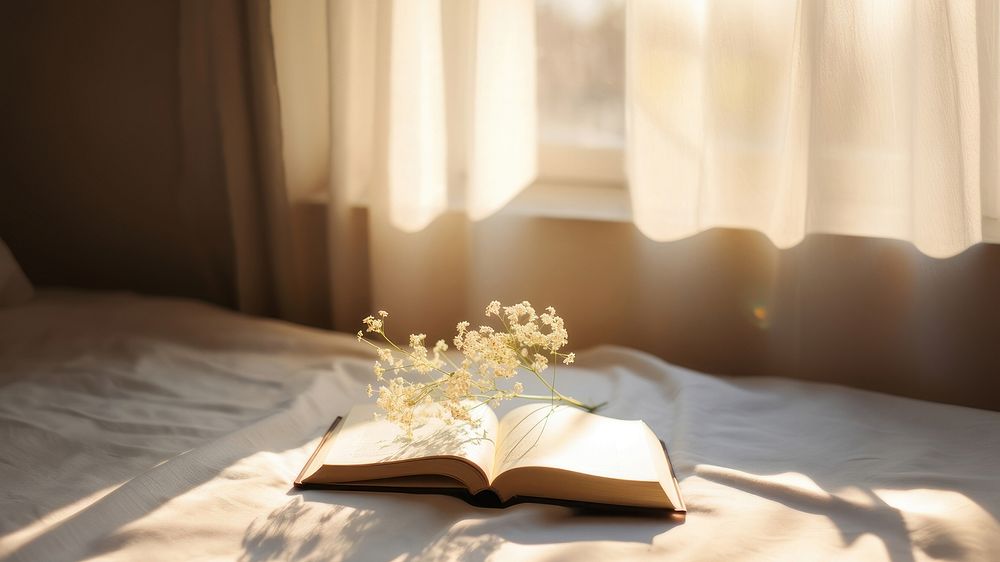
top-left (1, 291), bottom-right (998, 561)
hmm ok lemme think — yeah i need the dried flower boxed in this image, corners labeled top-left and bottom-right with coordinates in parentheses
top-left (357, 301), bottom-right (597, 435)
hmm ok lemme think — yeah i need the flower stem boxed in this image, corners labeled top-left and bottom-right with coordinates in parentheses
top-left (524, 367), bottom-right (593, 409)
top-left (514, 393), bottom-right (603, 413)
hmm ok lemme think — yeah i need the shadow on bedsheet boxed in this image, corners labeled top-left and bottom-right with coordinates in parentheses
top-left (696, 468), bottom-right (968, 562)
top-left (575, 350), bottom-right (1000, 561)
top-left (239, 489), bottom-right (679, 562)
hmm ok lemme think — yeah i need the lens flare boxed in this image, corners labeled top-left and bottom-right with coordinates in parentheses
top-left (752, 305), bottom-right (770, 328)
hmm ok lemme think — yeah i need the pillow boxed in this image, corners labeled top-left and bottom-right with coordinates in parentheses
top-left (0, 238), bottom-right (34, 306)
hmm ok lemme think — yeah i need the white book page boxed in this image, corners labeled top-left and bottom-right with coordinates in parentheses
top-left (323, 403), bottom-right (499, 475)
top-left (494, 404), bottom-right (662, 483)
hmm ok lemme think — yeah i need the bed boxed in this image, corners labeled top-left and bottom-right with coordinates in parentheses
top-left (1, 290), bottom-right (998, 561)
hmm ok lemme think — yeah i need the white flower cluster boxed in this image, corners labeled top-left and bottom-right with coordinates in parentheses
top-left (357, 301), bottom-right (587, 436)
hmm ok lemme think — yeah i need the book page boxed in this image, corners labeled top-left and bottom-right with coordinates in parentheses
top-left (323, 402), bottom-right (499, 477)
top-left (494, 404), bottom-right (663, 484)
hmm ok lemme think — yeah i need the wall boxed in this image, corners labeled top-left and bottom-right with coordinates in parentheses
top-left (0, 1), bottom-right (237, 307)
top-left (371, 214), bottom-right (1000, 412)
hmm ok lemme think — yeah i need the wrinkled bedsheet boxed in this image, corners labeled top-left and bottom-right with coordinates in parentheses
top-left (1, 291), bottom-right (998, 561)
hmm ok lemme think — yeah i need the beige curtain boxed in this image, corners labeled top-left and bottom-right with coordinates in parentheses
top-left (176, 0), bottom-right (333, 326)
top-left (626, 0), bottom-right (1000, 258)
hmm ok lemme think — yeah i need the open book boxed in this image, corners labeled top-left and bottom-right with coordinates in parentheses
top-left (295, 403), bottom-right (685, 514)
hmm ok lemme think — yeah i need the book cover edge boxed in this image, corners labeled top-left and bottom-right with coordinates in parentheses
top-left (293, 415), bottom-right (344, 487)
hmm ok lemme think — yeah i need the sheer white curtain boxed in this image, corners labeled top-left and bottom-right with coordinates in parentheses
top-left (270, 0), bottom-right (538, 333)
top-left (626, 0), bottom-right (1000, 258)
top-left (294, 0), bottom-right (999, 271)
top-left (333, 0), bottom-right (537, 232)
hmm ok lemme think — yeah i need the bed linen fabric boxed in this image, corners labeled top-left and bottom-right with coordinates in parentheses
top-left (1, 291), bottom-right (998, 561)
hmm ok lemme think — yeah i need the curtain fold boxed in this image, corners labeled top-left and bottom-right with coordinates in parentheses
top-left (319, 0), bottom-right (537, 331)
top-left (179, 0), bottom-right (326, 324)
top-left (386, 0), bottom-right (448, 231)
top-left (179, 0), bottom-right (279, 316)
top-left (467, 0), bottom-right (538, 220)
top-left (328, 0), bottom-right (538, 232)
top-left (626, 0), bottom-right (1000, 258)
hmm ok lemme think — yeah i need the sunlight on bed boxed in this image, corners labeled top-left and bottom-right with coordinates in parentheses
top-left (694, 465), bottom-right (1000, 561)
top-left (0, 485), bottom-right (118, 558)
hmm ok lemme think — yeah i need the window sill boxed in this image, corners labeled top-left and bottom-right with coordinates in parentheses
top-left (299, 180), bottom-right (633, 224)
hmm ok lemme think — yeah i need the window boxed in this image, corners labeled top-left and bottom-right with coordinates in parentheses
top-left (535, 0), bottom-right (625, 186)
